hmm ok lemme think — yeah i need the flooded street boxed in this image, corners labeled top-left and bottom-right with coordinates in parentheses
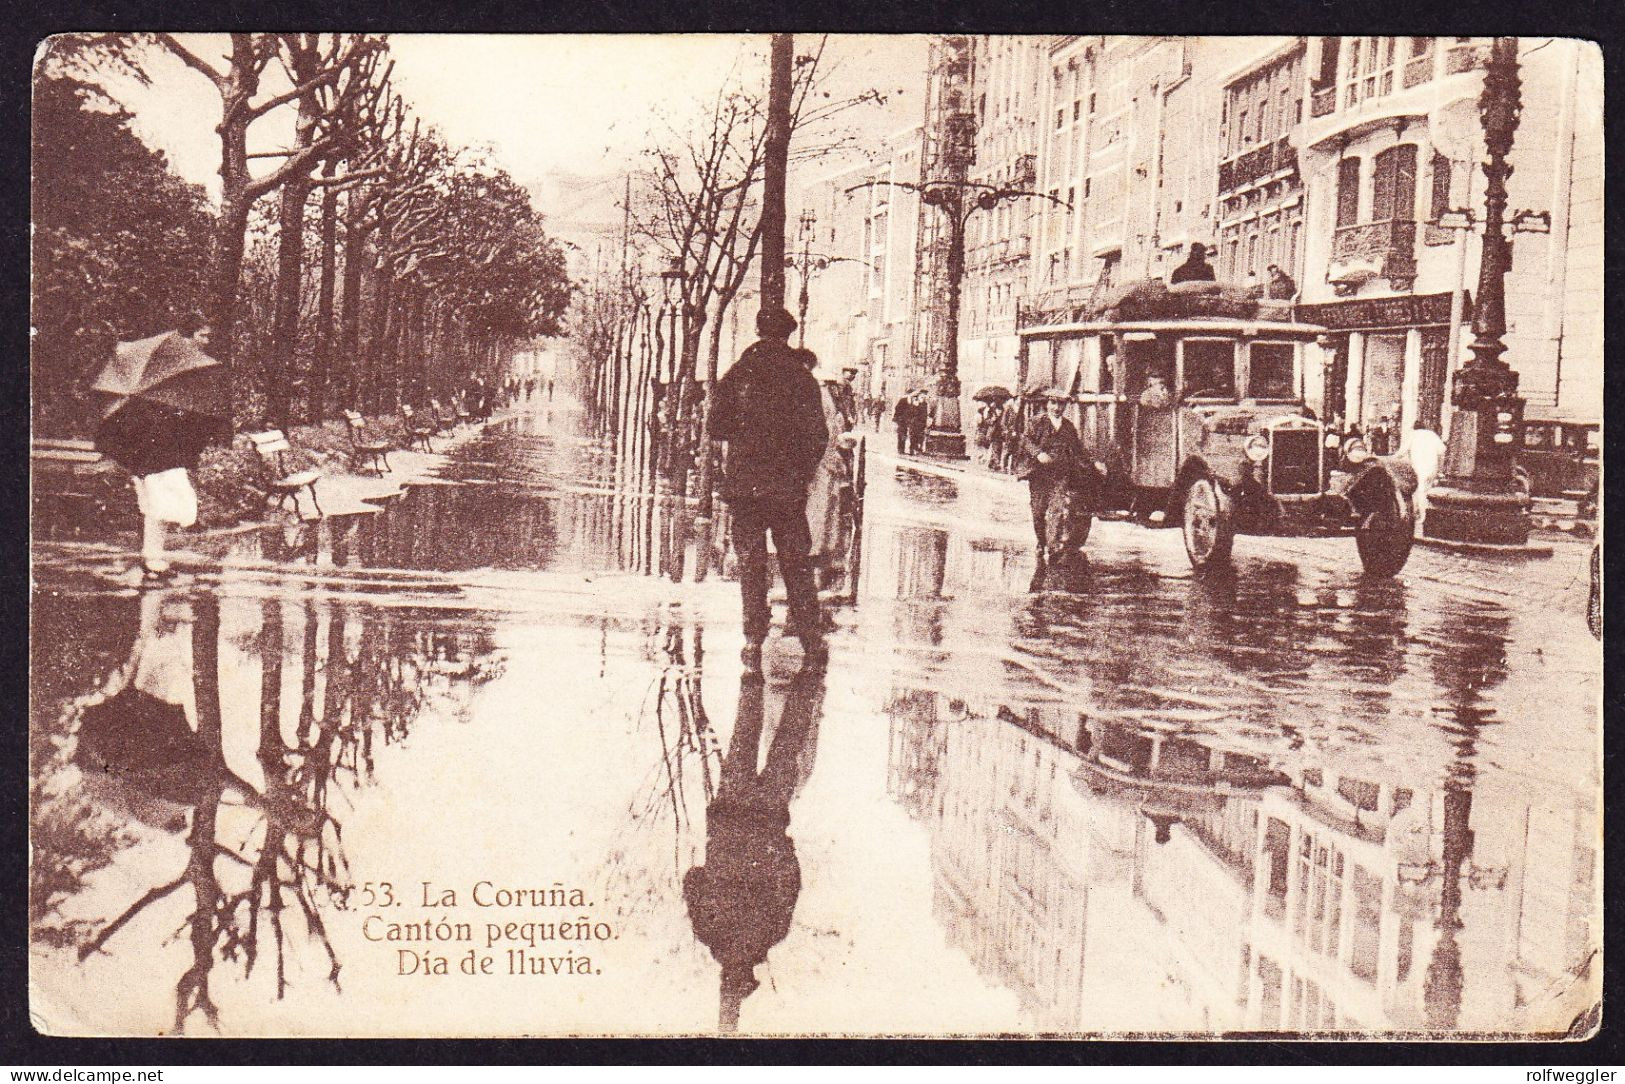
top-left (30, 403), bottom-right (1600, 1038)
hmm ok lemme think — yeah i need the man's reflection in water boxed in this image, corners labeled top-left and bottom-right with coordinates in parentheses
top-left (683, 666), bottom-right (826, 1033)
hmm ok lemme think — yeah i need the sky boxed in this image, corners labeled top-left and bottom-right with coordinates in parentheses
top-left (91, 33), bottom-right (928, 246)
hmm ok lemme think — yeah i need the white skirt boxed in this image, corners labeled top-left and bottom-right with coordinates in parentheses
top-left (133, 467), bottom-right (198, 528)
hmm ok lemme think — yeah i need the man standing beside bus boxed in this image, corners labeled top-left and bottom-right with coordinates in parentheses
top-left (1018, 389), bottom-right (1084, 563)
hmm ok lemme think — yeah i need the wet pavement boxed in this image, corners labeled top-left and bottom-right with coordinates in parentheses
top-left (29, 404), bottom-right (1601, 1037)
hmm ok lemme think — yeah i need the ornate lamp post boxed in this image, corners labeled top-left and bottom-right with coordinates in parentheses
top-left (786, 249), bottom-right (874, 351)
top-left (1424, 38), bottom-right (1537, 547)
top-left (846, 178), bottom-right (1069, 459)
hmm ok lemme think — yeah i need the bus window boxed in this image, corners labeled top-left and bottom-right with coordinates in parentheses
top-left (1248, 342), bottom-right (1297, 400)
top-left (1124, 336), bottom-right (1172, 396)
top-left (1182, 339), bottom-right (1237, 400)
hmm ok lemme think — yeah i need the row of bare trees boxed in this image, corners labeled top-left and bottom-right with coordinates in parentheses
top-left (39, 34), bottom-right (572, 433)
top-left (573, 40), bottom-right (888, 578)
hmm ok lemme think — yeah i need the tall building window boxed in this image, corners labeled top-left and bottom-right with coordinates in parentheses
top-left (1428, 151), bottom-right (1453, 221)
top-left (1336, 158), bottom-right (1362, 227)
top-left (1371, 144), bottom-right (1417, 222)
top-left (1316, 38), bottom-right (1340, 86)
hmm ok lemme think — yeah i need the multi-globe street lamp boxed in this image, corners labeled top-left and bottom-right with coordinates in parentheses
top-left (1423, 37), bottom-right (1546, 548)
top-left (786, 211), bottom-right (874, 351)
top-left (846, 178), bottom-right (1070, 458)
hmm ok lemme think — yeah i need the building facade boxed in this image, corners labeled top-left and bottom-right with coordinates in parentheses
top-left (958, 36), bottom-right (1047, 402)
top-left (793, 124), bottom-right (925, 405)
top-left (917, 35), bottom-right (1602, 440)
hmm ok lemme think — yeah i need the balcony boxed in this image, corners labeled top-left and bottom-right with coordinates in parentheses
top-left (1218, 136), bottom-right (1299, 194)
top-left (1328, 219), bottom-right (1417, 292)
top-left (1307, 42), bottom-right (1486, 130)
top-left (1014, 152), bottom-right (1037, 187)
top-left (1444, 41), bottom-right (1489, 75)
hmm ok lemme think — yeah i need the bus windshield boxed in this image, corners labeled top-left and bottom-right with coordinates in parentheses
top-left (1248, 342), bottom-right (1297, 399)
top-left (1182, 339), bottom-right (1237, 399)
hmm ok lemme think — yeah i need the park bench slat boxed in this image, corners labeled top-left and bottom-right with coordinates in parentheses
top-left (248, 429), bottom-right (322, 517)
top-left (343, 410), bottom-right (392, 475)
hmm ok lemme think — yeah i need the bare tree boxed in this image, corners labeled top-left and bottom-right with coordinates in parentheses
top-left (155, 33), bottom-right (378, 410)
top-left (630, 40), bottom-right (886, 554)
top-left (261, 34), bottom-right (389, 427)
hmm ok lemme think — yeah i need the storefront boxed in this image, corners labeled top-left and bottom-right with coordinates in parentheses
top-left (1297, 291), bottom-right (1465, 453)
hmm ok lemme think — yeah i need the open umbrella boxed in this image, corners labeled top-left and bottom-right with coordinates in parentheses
top-left (92, 332), bottom-right (230, 475)
top-left (972, 384), bottom-right (1013, 402)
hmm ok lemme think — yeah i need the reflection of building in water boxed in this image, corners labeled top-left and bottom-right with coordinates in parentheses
top-left (929, 706), bottom-right (1096, 1029)
top-left (884, 686), bottom-right (1597, 1035)
top-left (1239, 766), bottom-right (1598, 1034)
top-left (889, 688), bottom-right (1197, 1031)
top-left (1078, 718), bottom-right (1287, 1026)
top-left (869, 522), bottom-right (1034, 605)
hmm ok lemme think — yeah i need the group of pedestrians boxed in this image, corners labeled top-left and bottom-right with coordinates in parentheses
top-left (974, 397), bottom-right (1026, 473)
top-left (891, 389), bottom-right (931, 455)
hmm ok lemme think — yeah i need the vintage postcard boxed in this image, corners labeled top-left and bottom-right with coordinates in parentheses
top-left (29, 33), bottom-right (1601, 1038)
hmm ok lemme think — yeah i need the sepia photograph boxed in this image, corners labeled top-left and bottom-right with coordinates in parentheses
top-left (27, 32), bottom-right (1603, 1040)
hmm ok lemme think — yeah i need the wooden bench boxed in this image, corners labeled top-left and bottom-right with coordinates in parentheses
top-left (428, 398), bottom-right (458, 433)
top-left (400, 404), bottom-right (436, 452)
top-left (343, 410), bottom-right (392, 475)
top-left (248, 430), bottom-right (322, 518)
top-left (31, 438), bottom-right (125, 525)
top-left (32, 437), bottom-right (105, 465)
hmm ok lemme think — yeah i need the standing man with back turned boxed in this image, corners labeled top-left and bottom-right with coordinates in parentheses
top-left (712, 307), bottom-right (830, 672)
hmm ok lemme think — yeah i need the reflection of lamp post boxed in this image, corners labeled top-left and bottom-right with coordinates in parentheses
top-left (1423, 785), bottom-right (1471, 1031)
top-left (846, 178), bottom-right (1070, 459)
top-left (1424, 38), bottom-right (1543, 547)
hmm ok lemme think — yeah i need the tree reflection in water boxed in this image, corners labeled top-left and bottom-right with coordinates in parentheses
top-left (43, 587), bottom-right (500, 1033)
top-left (684, 666), bottom-right (826, 1033)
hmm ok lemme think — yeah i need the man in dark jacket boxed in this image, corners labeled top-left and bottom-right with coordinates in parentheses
top-left (892, 392), bottom-right (914, 454)
top-left (907, 389), bottom-right (931, 454)
top-left (711, 307), bottom-right (829, 668)
top-left (1018, 389), bottom-right (1085, 561)
top-left (1169, 242), bottom-right (1217, 284)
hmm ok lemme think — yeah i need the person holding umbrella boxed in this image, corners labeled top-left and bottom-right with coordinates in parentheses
top-left (93, 313), bottom-right (230, 582)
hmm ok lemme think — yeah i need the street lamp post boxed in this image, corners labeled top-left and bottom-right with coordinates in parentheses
top-left (846, 178), bottom-right (1069, 459)
top-left (1423, 37), bottom-right (1541, 548)
top-left (787, 249), bottom-right (873, 352)
top-left (796, 210), bottom-right (817, 348)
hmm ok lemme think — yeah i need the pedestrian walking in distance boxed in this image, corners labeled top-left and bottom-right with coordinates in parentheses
top-left (712, 307), bottom-right (830, 672)
top-left (1018, 389), bottom-right (1084, 565)
top-left (907, 389), bottom-right (930, 454)
top-left (892, 391), bottom-right (914, 454)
